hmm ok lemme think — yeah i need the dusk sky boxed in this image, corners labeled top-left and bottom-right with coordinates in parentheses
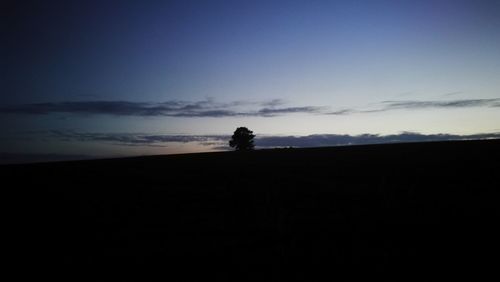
top-left (2, 0), bottom-right (500, 162)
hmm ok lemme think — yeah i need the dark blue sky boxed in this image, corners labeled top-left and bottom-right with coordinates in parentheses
top-left (1, 0), bottom-right (499, 161)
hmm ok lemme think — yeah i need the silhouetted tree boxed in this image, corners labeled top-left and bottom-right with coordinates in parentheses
top-left (229, 127), bottom-right (255, 151)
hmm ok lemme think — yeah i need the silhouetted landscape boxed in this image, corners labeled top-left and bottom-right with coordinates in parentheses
top-left (4, 139), bottom-right (499, 280)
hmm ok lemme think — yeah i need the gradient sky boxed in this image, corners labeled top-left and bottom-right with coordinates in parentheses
top-left (2, 0), bottom-right (500, 162)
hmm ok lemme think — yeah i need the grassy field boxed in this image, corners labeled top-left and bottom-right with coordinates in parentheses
top-left (5, 139), bottom-right (499, 280)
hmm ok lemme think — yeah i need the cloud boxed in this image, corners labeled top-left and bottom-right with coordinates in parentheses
top-left (5, 131), bottom-right (497, 164)
top-left (328, 98), bottom-right (500, 115)
top-left (441, 91), bottom-right (463, 97)
top-left (260, 99), bottom-right (287, 107)
top-left (45, 130), bottom-right (500, 149)
top-left (326, 109), bottom-right (356, 115)
top-left (2, 97), bottom-right (498, 118)
top-left (377, 98), bottom-right (500, 111)
top-left (0, 99), bottom-right (324, 118)
top-left (254, 132), bottom-right (500, 148)
top-left (258, 106), bottom-right (325, 116)
top-left (0, 101), bottom-right (154, 115)
top-left (47, 130), bottom-right (230, 147)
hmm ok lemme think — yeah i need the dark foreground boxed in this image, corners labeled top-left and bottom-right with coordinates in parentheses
top-left (5, 140), bottom-right (500, 280)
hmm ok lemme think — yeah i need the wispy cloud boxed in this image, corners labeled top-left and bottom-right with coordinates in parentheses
top-left (0, 99), bottom-right (323, 117)
top-left (329, 98), bottom-right (500, 115)
top-left (379, 98), bottom-right (500, 110)
top-left (258, 106), bottom-right (325, 116)
top-left (1, 98), bottom-right (498, 118)
top-left (260, 99), bottom-right (287, 107)
top-left (47, 130), bottom-right (229, 147)
top-left (326, 109), bottom-right (356, 115)
top-left (44, 130), bottom-right (500, 149)
top-left (254, 132), bottom-right (500, 148)
top-left (4, 131), bottom-right (498, 164)
top-left (441, 91), bottom-right (463, 97)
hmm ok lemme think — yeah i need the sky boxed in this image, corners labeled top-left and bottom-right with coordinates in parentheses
top-left (1, 0), bottom-right (500, 163)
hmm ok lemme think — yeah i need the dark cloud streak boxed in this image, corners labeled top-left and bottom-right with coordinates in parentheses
top-left (258, 106), bottom-right (325, 116)
top-left (328, 98), bottom-right (500, 115)
top-left (1, 98), bottom-right (498, 118)
top-left (45, 130), bottom-right (500, 148)
top-left (255, 132), bottom-right (500, 148)
top-left (5, 131), bottom-right (497, 164)
top-left (47, 130), bottom-right (230, 147)
top-left (380, 98), bottom-right (500, 110)
top-left (0, 100), bottom-right (323, 117)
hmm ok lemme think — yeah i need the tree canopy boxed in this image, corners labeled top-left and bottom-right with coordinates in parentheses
top-left (229, 127), bottom-right (255, 151)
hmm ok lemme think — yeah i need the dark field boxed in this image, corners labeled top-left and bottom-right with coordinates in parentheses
top-left (5, 140), bottom-right (500, 280)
